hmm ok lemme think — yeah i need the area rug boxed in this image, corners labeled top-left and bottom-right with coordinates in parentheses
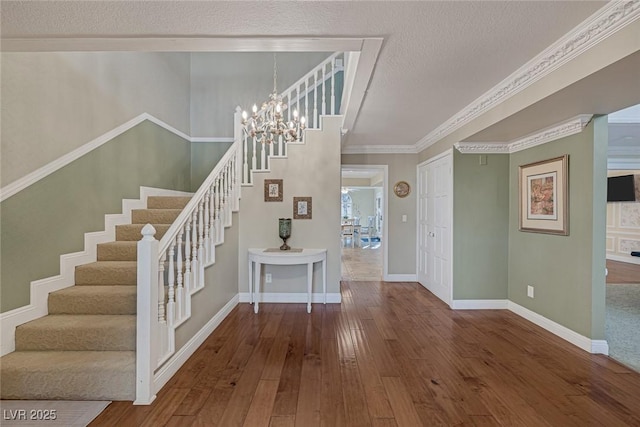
top-left (0, 400), bottom-right (110, 427)
top-left (606, 283), bottom-right (640, 372)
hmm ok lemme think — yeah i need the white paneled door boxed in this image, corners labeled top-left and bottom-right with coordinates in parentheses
top-left (417, 152), bottom-right (452, 306)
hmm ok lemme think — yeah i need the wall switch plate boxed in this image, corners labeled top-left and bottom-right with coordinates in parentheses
top-left (402, 214), bottom-right (407, 222)
top-left (527, 285), bottom-right (534, 298)
top-left (266, 273), bottom-right (272, 283)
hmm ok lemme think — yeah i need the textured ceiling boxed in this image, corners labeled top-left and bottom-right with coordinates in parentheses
top-left (1, 1), bottom-right (612, 150)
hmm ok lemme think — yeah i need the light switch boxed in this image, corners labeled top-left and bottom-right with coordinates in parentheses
top-left (402, 214), bottom-right (407, 222)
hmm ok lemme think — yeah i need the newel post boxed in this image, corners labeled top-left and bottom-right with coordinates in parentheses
top-left (135, 224), bottom-right (159, 405)
top-left (235, 105), bottom-right (248, 186)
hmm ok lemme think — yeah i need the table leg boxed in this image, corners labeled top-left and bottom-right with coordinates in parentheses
top-left (254, 262), bottom-right (261, 314)
top-left (323, 258), bottom-right (327, 304)
top-left (307, 262), bottom-right (312, 313)
top-left (248, 259), bottom-right (253, 305)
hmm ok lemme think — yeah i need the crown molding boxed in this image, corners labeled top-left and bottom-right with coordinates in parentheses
top-left (453, 143), bottom-right (510, 154)
top-left (456, 115), bottom-right (593, 154)
top-left (416, 1), bottom-right (640, 152)
top-left (341, 144), bottom-right (418, 155)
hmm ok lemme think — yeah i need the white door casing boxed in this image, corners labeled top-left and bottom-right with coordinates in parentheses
top-left (417, 151), bottom-right (453, 306)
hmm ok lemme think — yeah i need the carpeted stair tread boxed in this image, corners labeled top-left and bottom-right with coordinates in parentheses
top-left (0, 350), bottom-right (135, 400)
top-left (75, 261), bottom-right (137, 285)
top-left (97, 241), bottom-right (138, 261)
top-left (147, 196), bottom-right (192, 209)
top-left (15, 314), bottom-right (135, 351)
top-left (116, 223), bottom-right (171, 241)
top-left (132, 208), bottom-right (182, 224)
top-left (49, 285), bottom-right (136, 315)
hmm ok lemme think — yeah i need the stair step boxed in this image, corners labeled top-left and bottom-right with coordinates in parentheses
top-left (147, 195), bottom-right (192, 210)
top-left (0, 350), bottom-right (135, 400)
top-left (49, 285), bottom-right (136, 315)
top-left (75, 261), bottom-right (137, 285)
top-left (97, 241), bottom-right (138, 261)
top-left (132, 208), bottom-right (182, 224)
top-left (15, 314), bottom-right (135, 351)
top-left (116, 223), bottom-right (171, 241)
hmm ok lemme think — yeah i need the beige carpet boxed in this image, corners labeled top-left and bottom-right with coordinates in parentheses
top-left (0, 401), bottom-right (109, 427)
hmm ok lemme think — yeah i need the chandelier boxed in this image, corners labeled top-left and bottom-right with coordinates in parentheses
top-left (241, 54), bottom-right (306, 144)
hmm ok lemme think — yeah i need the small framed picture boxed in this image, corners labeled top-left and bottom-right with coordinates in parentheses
top-left (264, 179), bottom-right (283, 202)
top-left (519, 155), bottom-right (569, 235)
top-left (293, 197), bottom-right (312, 219)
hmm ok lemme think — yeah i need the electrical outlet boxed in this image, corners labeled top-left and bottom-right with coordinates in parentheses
top-left (527, 285), bottom-right (534, 298)
top-left (265, 273), bottom-right (272, 283)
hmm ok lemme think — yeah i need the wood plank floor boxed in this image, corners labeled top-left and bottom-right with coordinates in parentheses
top-left (91, 281), bottom-right (640, 426)
top-left (607, 259), bottom-right (640, 284)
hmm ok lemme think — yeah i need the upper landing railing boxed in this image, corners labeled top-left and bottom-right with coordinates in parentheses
top-left (240, 52), bottom-right (345, 185)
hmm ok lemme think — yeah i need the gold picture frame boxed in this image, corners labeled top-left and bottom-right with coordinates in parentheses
top-left (519, 155), bottom-right (569, 235)
top-left (293, 197), bottom-right (312, 219)
top-left (264, 179), bottom-right (283, 202)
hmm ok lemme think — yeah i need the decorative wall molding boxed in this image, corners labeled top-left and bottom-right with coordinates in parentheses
top-left (416, 0), bottom-right (640, 151)
top-left (341, 144), bottom-right (418, 155)
top-left (455, 115), bottom-right (593, 154)
top-left (0, 186), bottom-right (192, 357)
top-left (238, 292), bottom-right (342, 304)
top-left (147, 294), bottom-right (239, 404)
top-left (453, 143), bottom-right (510, 154)
top-left (0, 113), bottom-right (231, 202)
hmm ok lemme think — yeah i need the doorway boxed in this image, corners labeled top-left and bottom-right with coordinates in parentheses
top-left (417, 151), bottom-right (453, 306)
top-left (340, 165), bottom-right (388, 281)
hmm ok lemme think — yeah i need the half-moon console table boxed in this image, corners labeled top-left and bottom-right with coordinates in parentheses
top-left (248, 248), bottom-right (327, 314)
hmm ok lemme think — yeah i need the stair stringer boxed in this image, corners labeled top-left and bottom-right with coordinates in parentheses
top-left (0, 186), bottom-right (192, 356)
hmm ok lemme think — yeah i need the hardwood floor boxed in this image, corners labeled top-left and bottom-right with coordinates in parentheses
top-left (607, 259), bottom-right (640, 284)
top-left (91, 281), bottom-right (640, 426)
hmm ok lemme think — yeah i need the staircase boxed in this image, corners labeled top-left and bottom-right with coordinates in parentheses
top-left (0, 196), bottom-right (191, 401)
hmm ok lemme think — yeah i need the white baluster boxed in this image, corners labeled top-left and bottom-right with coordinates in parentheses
top-left (198, 200), bottom-right (205, 289)
top-left (176, 230), bottom-right (183, 321)
top-left (296, 86), bottom-right (300, 127)
top-left (158, 252), bottom-right (166, 324)
top-left (305, 80), bottom-right (309, 130)
top-left (167, 243), bottom-right (175, 327)
top-left (191, 210), bottom-right (198, 289)
top-left (260, 141), bottom-right (266, 172)
top-left (322, 65), bottom-right (326, 116)
top-left (314, 73), bottom-right (318, 128)
top-left (215, 177), bottom-right (221, 244)
top-left (209, 184), bottom-right (216, 263)
top-left (251, 136), bottom-right (257, 178)
top-left (331, 57), bottom-right (336, 115)
top-left (243, 133), bottom-right (248, 184)
top-left (184, 219), bottom-right (191, 293)
top-left (203, 190), bottom-right (210, 263)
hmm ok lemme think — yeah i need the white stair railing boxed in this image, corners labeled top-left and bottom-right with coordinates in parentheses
top-left (136, 136), bottom-right (241, 405)
top-left (241, 52), bottom-right (344, 185)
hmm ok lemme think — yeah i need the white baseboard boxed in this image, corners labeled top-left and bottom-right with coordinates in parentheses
top-left (451, 299), bottom-right (509, 310)
top-left (507, 301), bottom-right (608, 355)
top-left (238, 292), bottom-right (342, 304)
top-left (151, 294), bottom-right (239, 396)
top-left (383, 274), bottom-right (417, 282)
top-left (0, 186), bottom-right (193, 357)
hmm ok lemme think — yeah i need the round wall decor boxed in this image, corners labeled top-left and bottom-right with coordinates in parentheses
top-left (393, 181), bottom-right (411, 198)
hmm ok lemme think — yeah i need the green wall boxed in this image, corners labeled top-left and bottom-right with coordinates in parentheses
top-left (190, 141), bottom-right (234, 191)
top-left (508, 117), bottom-right (608, 339)
top-left (1, 120), bottom-right (191, 312)
top-left (453, 152), bottom-right (510, 299)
